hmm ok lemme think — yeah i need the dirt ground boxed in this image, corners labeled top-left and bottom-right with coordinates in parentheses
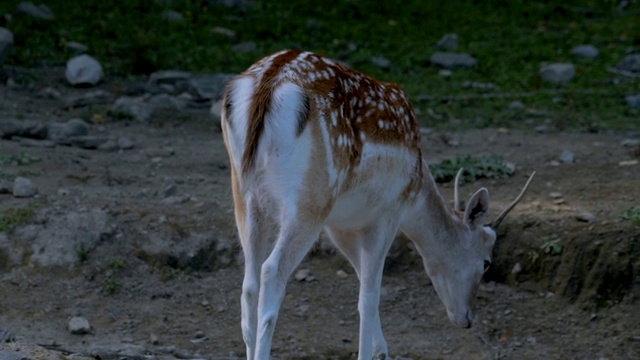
top-left (1, 70), bottom-right (639, 360)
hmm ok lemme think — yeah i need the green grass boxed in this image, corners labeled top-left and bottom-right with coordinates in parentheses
top-left (430, 155), bottom-right (514, 184)
top-left (0, 203), bottom-right (37, 232)
top-left (0, 152), bottom-right (41, 166)
top-left (0, 0), bottom-right (638, 130)
top-left (621, 206), bottom-right (640, 225)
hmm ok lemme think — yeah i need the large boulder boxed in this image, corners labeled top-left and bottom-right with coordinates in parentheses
top-left (65, 54), bottom-right (103, 86)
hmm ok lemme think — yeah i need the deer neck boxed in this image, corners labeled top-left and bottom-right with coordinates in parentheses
top-left (401, 163), bottom-right (461, 257)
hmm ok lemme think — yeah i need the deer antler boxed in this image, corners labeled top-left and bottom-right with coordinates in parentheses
top-left (454, 168), bottom-right (464, 212)
top-left (488, 171), bottom-right (536, 229)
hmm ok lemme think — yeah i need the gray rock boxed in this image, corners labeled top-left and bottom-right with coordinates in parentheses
top-left (559, 149), bottom-right (575, 163)
top-left (21, 209), bottom-right (114, 266)
top-left (65, 54), bottom-right (103, 86)
top-left (65, 41), bottom-right (88, 54)
top-left (148, 70), bottom-right (192, 87)
top-left (38, 86), bottom-right (62, 100)
top-left (430, 52), bottom-right (478, 69)
top-left (534, 123), bottom-right (553, 133)
top-left (0, 27), bottom-right (14, 65)
top-left (435, 33), bottom-right (458, 50)
top-left (461, 81), bottom-right (496, 90)
top-left (0, 120), bottom-right (48, 140)
top-left (540, 63), bottom-right (576, 84)
top-left (188, 73), bottom-right (234, 101)
top-left (16, 2), bottom-right (54, 19)
top-left (64, 135), bottom-right (109, 149)
top-left (97, 139), bottom-right (119, 152)
top-left (64, 89), bottom-right (115, 108)
top-left (616, 54), bottom-right (640, 73)
top-left (13, 177), bottom-right (37, 198)
top-left (508, 100), bottom-right (526, 110)
top-left (212, 26), bottom-right (237, 40)
top-left (49, 118), bottom-right (90, 139)
top-left (117, 137), bottom-right (135, 150)
top-left (148, 93), bottom-right (187, 111)
top-left (68, 316), bottom-right (91, 335)
top-left (16, 137), bottom-right (56, 148)
top-left (575, 211), bottom-right (596, 223)
top-left (111, 96), bottom-right (154, 122)
top-left (232, 41), bottom-right (257, 53)
top-left (625, 94), bottom-right (640, 108)
top-left (570, 45), bottom-right (599, 59)
top-left (162, 10), bottom-right (183, 22)
top-left (621, 138), bottom-right (640, 147)
top-left (370, 56), bottom-right (391, 71)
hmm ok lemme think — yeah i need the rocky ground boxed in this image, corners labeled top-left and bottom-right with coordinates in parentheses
top-left (0, 64), bottom-right (639, 360)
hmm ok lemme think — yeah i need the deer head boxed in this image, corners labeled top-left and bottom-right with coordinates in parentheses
top-left (417, 168), bottom-right (535, 328)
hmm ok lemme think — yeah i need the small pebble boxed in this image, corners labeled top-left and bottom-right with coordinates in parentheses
top-left (13, 177), bottom-right (38, 198)
top-left (621, 139), bottom-right (640, 147)
top-left (294, 268), bottom-right (311, 281)
top-left (511, 262), bottom-right (522, 274)
top-left (619, 160), bottom-right (638, 166)
top-left (575, 211), bottom-right (596, 223)
top-left (549, 192), bottom-right (563, 199)
top-left (559, 150), bottom-right (575, 163)
top-left (68, 316), bottom-right (91, 335)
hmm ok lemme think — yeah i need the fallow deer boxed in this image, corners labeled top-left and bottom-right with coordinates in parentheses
top-left (220, 50), bottom-right (534, 360)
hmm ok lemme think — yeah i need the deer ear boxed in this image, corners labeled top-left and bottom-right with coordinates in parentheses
top-left (463, 188), bottom-right (490, 228)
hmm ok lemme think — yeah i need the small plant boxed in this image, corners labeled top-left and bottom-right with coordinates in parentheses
top-left (430, 155), bottom-right (514, 184)
top-left (103, 277), bottom-right (119, 294)
top-left (0, 152), bottom-right (41, 166)
top-left (0, 204), bottom-right (38, 233)
top-left (621, 206), bottom-right (640, 225)
top-left (76, 244), bottom-right (89, 262)
top-left (527, 250), bottom-right (540, 264)
top-left (108, 257), bottom-right (125, 270)
top-left (541, 236), bottom-right (562, 256)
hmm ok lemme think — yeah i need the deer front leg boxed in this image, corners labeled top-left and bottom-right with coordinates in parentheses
top-left (254, 216), bottom-right (322, 360)
top-left (357, 222), bottom-right (398, 360)
top-left (327, 225), bottom-right (395, 360)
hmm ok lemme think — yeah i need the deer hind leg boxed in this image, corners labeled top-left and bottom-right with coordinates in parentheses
top-left (254, 212), bottom-right (322, 360)
top-left (235, 194), bottom-right (273, 360)
top-left (325, 225), bottom-right (396, 360)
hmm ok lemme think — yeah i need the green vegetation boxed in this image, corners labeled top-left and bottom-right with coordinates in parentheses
top-left (621, 206), bottom-right (640, 225)
top-left (0, 0), bottom-right (637, 130)
top-left (0, 152), bottom-right (41, 166)
top-left (0, 203), bottom-right (37, 232)
top-left (108, 257), bottom-right (125, 270)
top-left (430, 154), bottom-right (513, 184)
top-left (75, 243), bottom-right (89, 262)
top-left (103, 277), bottom-right (119, 294)
top-left (541, 235), bottom-right (563, 255)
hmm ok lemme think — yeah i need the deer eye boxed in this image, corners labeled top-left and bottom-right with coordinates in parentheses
top-left (483, 260), bottom-right (491, 272)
